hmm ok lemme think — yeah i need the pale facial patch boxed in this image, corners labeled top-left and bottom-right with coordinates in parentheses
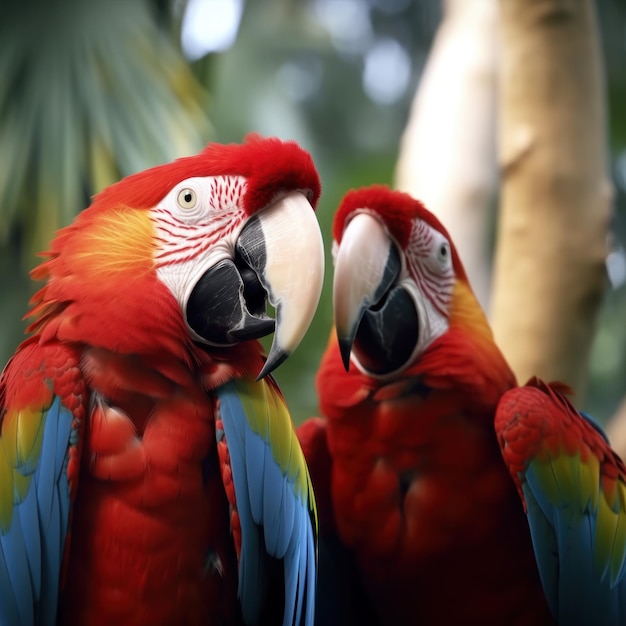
top-left (153, 175), bottom-right (248, 311)
top-left (401, 218), bottom-right (454, 356)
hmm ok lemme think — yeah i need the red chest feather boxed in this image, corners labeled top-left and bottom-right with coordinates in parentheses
top-left (59, 348), bottom-right (239, 626)
top-left (324, 378), bottom-right (554, 625)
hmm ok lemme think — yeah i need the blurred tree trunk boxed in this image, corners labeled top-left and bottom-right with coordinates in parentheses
top-left (490, 0), bottom-right (612, 394)
top-left (396, 0), bottom-right (611, 397)
top-left (395, 0), bottom-right (498, 311)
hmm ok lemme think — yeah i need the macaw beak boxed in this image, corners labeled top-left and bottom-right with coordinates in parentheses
top-left (186, 191), bottom-right (325, 379)
top-left (334, 212), bottom-right (415, 374)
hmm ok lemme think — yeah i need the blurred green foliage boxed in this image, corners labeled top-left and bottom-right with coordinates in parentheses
top-left (0, 0), bottom-right (624, 426)
top-left (0, 0), bottom-right (212, 361)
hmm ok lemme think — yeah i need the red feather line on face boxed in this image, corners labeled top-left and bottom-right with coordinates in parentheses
top-left (153, 200), bottom-right (242, 268)
top-left (332, 184), bottom-right (471, 324)
top-left (330, 184), bottom-right (509, 395)
top-left (153, 212), bottom-right (239, 267)
top-left (405, 220), bottom-right (455, 318)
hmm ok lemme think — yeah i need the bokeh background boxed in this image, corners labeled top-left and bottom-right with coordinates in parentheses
top-left (1, 0), bottom-right (624, 426)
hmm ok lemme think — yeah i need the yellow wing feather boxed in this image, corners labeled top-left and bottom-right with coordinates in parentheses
top-left (0, 403), bottom-right (51, 532)
top-left (231, 377), bottom-right (316, 514)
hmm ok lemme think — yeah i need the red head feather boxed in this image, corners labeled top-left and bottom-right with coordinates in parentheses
top-left (26, 135), bottom-right (321, 359)
top-left (329, 184), bottom-right (514, 405)
top-left (90, 133), bottom-right (321, 217)
top-left (332, 184), bottom-right (468, 283)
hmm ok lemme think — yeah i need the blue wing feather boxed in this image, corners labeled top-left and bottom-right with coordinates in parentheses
top-left (283, 523), bottom-right (300, 626)
top-left (304, 518), bottom-right (316, 626)
top-left (35, 405), bottom-right (58, 526)
top-left (271, 481), bottom-right (295, 558)
top-left (522, 486), bottom-right (558, 617)
top-left (244, 421), bottom-right (265, 523)
top-left (497, 380), bottom-right (626, 626)
top-left (18, 488), bottom-right (42, 601)
top-left (216, 378), bottom-right (317, 626)
top-left (39, 484), bottom-right (62, 623)
top-left (1, 510), bottom-right (33, 626)
top-left (0, 547), bottom-right (21, 626)
top-left (295, 509), bottom-right (308, 626)
top-left (620, 578), bottom-right (626, 620)
top-left (217, 388), bottom-right (266, 622)
top-left (580, 411), bottom-right (610, 444)
top-left (262, 463), bottom-right (284, 553)
top-left (0, 395), bottom-right (76, 626)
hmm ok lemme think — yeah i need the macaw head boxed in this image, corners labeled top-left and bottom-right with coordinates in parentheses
top-left (331, 184), bottom-right (492, 378)
top-left (28, 134), bottom-right (325, 377)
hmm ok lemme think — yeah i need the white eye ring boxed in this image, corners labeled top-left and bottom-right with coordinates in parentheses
top-left (177, 188), bottom-right (197, 210)
top-left (437, 241), bottom-right (450, 264)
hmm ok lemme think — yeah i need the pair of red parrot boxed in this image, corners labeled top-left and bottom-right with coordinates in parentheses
top-left (0, 135), bottom-right (624, 625)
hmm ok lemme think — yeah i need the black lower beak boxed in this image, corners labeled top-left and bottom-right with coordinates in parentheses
top-left (184, 191), bottom-right (325, 378)
top-left (336, 243), bottom-right (402, 370)
top-left (186, 257), bottom-right (275, 346)
top-left (349, 286), bottom-right (418, 375)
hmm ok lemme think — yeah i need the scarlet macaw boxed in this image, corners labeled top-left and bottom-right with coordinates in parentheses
top-left (298, 184), bottom-right (626, 625)
top-left (0, 135), bottom-right (323, 626)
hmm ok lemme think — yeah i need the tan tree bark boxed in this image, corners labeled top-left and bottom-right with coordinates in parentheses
top-left (491, 0), bottom-right (612, 394)
top-left (395, 0), bottom-right (498, 311)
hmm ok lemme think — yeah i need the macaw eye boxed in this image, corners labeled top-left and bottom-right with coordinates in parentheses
top-left (437, 241), bottom-right (450, 264)
top-left (177, 188), bottom-right (197, 210)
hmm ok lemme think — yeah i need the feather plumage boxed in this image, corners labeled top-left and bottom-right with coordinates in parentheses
top-left (0, 135), bottom-right (322, 624)
top-left (496, 377), bottom-right (626, 625)
top-left (305, 186), bottom-right (626, 625)
top-left (0, 341), bottom-right (83, 626)
top-left (300, 186), bottom-right (557, 625)
top-left (216, 377), bottom-right (317, 626)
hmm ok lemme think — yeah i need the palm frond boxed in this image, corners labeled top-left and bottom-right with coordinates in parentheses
top-left (0, 0), bottom-right (213, 264)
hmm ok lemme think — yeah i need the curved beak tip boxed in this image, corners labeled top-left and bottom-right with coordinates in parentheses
top-left (338, 337), bottom-right (353, 372)
top-left (256, 347), bottom-right (289, 380)
top-left (247, 191), bottom-right (325, 378)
